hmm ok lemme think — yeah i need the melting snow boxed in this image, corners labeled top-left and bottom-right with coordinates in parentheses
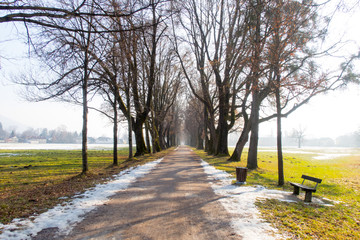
top-left (258, 147), bottom-right (355, 160)
top-left (312, 153), bottom-right (350, 160)
top-left (200, 159), bottom-right (338, 239)
top-left (0, 158), bottom-right (163, 240)
top-left (200, 160), bottom-right (289, 240)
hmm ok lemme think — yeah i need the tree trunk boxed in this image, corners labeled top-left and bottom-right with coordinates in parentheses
top-left (276, 86), bottom-right (284, 186)
top-left (247, 93), bottom-right (260, 169)
top-left (113, 97), bottom-right (118, 166)
top-left (228, 85), bottom-right (251, 162)
top-left (166, 127), bottom-right (171, 148)
top-left (81, 39), bottom-right (89, 174)
top-left (204, 107), bottom-right (209, 151)
top-left (152, 118), bottom-right (162, 153)
top-left (207, 116), bottom-right (217, 154)
top-left (127, 93), bottom-right (133, 159)
top-left (274, 5), bottom-right (284, 185)
top-left (197, 125), bottom-right (204, 149)
top-left (216, 111), bottom-right (229, 155)
top-left (247, 0), bottom-right (262, 170)
top-left (153, 132), bottom-right (161, 153)
top-left (228, 124), bottom-right (250, 161)
top-left (206, 136), bottom-right (214, 153)
top-left (158, 124), bottom-right (167, 150)
top-left (204, 136), bottom-right (210, 151)
top-left (81, 77), bottom-right (88, 174)
top-left (133, 119), bottom-right (147, 157)
top-left (145, 120), bottom-right (151, 154)
top-left (215, 85), bottom-right (230, 156)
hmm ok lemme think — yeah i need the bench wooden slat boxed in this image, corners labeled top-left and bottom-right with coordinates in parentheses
top-left (289, 182), bottom-right (316, 192)
top-left (301, 174), bottom-right (322, 183)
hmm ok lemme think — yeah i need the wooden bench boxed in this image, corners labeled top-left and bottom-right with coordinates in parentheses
top-left (289, 175), bottom-right (322, 202)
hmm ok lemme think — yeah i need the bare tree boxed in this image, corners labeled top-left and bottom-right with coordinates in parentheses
top-left (0, 0), bottom-right (155, 32)
top-left (183, 94), bottom-right (203, 148)
top-left (291, 126), bottom-right (306, 148)
top-left (151, 41), bottom-right (182, 150)
top-left (173, 0), bottom-right (251, 155)
top-left (3, 0), bottom-right (167, 169)
top-left (266, 0), bottom-right (322, 184)
top-left (229, 0), bottom-right (357, 170)
top-left (16, 0), bottom-right (101, 173)
top-left (245, 0), bottom-right (273, 169)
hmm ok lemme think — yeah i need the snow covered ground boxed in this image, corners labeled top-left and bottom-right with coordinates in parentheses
top-left (200, 160), bottom-right (285, 239)
top-left (200, 159), bottom-right (332, 240)
top-left (258, 147), bottom-right (358, 160)
top-left (0, 158), bottom-right (163, 240)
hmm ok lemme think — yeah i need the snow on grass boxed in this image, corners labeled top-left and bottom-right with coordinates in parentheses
top-left (0, 158), bottom-right (163, 240)
top-left (312, 153), bottom-right (351, 160)
top-left (0, 153), bottom-right (31, 157)
top-left (200, 159), bottom-right (336, 239)
top-left (200, 159), bottom-right (286, 240)
top-left (258, 147), bottom-right (356, 160)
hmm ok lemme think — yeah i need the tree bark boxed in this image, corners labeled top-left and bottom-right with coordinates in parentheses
top-left (81, 26), bottom-right (91, 174)
top-left (276, 86), bottom-right (284, 185)
top-left (133, 118), bottom-right (147, 157)
top-left (228, 123), bottom-right (251, 161)
top-left (197, 125), bottom-right (204, 150)
top-left (207, 114), bottom-right (217, 154)
top-left (216, 87), bottom-right (229, 155)
top-left (127, 92), bottom-right (133, 159)
top-left (247, 0), bottom-right (262, 170)
top-left (81, 74), bottom-right (88, 174)
top-left (113, 96), bottom-right (118, 166)
top-left (145, 120), bottom-right (152, 154)
top-left (247, 93), bottom-right (260, 169)
top-left (158, 124), bottom-right (167, 150)
top-left (274, 1), bottom-right (284, 186)
top-left (203, 107), bottom-right (209, 151)
top-left (152, 127), bottom-right (162, 153)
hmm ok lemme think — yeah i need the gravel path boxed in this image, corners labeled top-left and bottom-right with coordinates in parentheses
top-left (35, 146), bottom-right (241, 240)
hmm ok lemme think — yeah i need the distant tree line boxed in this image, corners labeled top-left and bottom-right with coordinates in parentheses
top-left (0, 122), bottom-right (77, 143)
top-left (0, 122), bottom-right (131, 144)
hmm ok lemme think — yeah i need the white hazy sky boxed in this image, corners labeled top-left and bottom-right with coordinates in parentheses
top-left (0, 1), bottom-right (359, 139)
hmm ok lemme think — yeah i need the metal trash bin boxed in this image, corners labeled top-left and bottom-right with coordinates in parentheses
top-left (236, 167), bottom-right (248, 184)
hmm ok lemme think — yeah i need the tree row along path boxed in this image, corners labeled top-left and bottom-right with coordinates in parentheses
top-left (34, 146), bottom-right (241, 240)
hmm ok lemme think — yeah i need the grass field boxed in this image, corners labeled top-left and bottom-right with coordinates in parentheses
top-left (0, 147), bottom-right (173, 225)
top-left (195, 147), bottom-right (360, 240)
top-left (1, 146), bottom-right (359, 239)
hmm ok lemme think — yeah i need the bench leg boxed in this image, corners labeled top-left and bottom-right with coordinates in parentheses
top-left (293, 186), bottom-right (300, 195)
top-left (305, 191), bottom-right (312, 203)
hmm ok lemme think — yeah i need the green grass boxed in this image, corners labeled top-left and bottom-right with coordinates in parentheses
top-left (195, 147), bottom-right (360, 240)
top-left (0, 149), bottom-right (128, 192)
top-left (0, 147), bottom-right (173, 225)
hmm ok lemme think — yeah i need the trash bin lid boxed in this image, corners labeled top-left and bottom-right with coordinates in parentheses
top-left (236, 167), bottom-right (248, 169)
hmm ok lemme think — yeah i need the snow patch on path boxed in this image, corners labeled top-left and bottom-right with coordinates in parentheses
top-left (200, 160), bottom-right (286, 240)
top-left (0, 158), bottom-right (163, 240)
